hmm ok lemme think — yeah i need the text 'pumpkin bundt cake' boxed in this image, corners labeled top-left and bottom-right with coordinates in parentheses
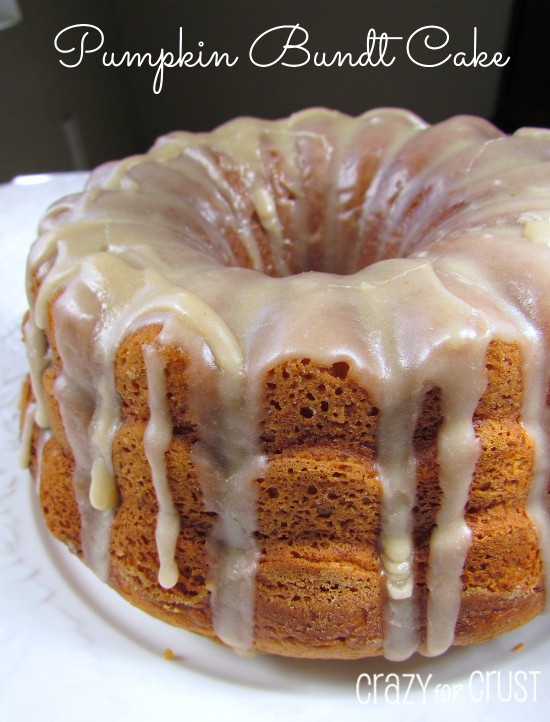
top-left (19, 108), bottom-right (550, 660)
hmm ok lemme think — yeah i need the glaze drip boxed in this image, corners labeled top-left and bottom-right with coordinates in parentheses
top-left (143, 344), bottom-right (180, 590)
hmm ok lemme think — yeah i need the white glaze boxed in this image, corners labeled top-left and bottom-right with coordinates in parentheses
top-left (143, 344), bottom-right (180, 590)
top-left (18, 399), bottom-right (36, 470)
top-left (21, 108), bottom-right (550, 658)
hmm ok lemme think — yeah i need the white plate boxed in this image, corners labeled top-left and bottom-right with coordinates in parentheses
top-left (1, 174), bottom-right (548, 721)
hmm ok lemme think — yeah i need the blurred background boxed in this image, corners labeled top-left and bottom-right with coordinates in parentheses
top-left (1, 0), bottom-right (548, 183)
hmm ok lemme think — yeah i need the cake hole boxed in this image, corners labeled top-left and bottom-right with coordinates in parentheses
top-left (300, 406), bottom-right (314, 418)
top-left (316, 505), bottom-right (333, 517)
top-left (330, 361), bottom-right (349, 380)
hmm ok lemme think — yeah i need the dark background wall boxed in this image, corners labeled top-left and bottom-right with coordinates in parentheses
top-left (1, 0), bottom-right (547, 183)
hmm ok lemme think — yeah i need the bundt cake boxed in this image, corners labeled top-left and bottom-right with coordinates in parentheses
top-left (19, 108), bottom-right (550, 661)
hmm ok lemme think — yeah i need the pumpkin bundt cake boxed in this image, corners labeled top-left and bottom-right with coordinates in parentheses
top-left (20, 108), bottom-right (550, 660)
